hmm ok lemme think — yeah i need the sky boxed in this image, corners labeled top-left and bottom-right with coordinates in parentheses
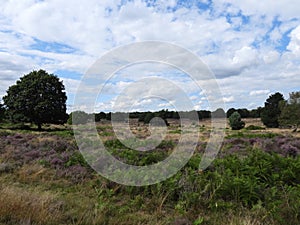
top-left (0, 0), bottom-right (300, 113)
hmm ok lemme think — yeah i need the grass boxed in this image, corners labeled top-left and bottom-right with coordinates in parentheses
top-left (0, 121), bottom-right (299, 224)
top-left (226, 131), bottom-right (278, 139)
top-left (0, 184), bottom-right (63, 225)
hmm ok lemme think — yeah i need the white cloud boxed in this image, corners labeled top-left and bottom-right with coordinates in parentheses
top-left (219, 0), bottom-right (300, 19)
top-left (223, 96), bottom-right (235, 103)
top-left (0, 0), bottom-right (300, 111)
top-left (263, 51), bottom-right (280, 64)
top-left (250, 90), bottom-right (270, 96)
top-left (287, 25), bottom-right (300, 55)
top-left (232, 46), bottom-right (259, 67)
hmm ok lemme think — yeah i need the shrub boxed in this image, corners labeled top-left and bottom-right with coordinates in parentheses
top-left (245, 125), bottom-right (265, 130)
top-left (229, 112), bottom-right (245, 130)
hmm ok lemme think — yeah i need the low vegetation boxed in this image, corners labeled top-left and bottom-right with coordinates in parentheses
top-left (0, 122), bottom-right (299, 225)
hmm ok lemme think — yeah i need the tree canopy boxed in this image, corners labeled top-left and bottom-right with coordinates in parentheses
top-left (229, 111), bottom-right (245, 130)
top-left (279, 91), bottom-right (300, 130)
top-left (68, 111), bottom-right (91, 125)
top-left (3, 70), bottom-right (68, 130)
top-left (261, 92), bottom-right (284, 128)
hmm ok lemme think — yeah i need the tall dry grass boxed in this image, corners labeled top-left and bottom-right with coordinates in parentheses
top-left (0, 185), bottom-right (63, 225)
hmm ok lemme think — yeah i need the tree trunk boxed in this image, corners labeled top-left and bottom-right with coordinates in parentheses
top-left (37, 123), bottom-right (42, 131)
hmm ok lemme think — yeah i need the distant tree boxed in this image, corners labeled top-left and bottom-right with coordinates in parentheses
top-left (237, 108), bottom-right (250, 118)
top-left (0, 102), bottom-right (5, 122)
top-left (68, 111), bottom-right (91, 125)
top-left (3, 70), bottom-right (68, 130)
top-left (172, 111), bottom-right (180, 119)
top-left (288, 91), bottom-right (300, 104)
top-left (249, 107), bottom-right (263, 118)
top-left (106, 112), bottom-right (111, 121)
top-left (229, 112), bottom-right (245, 130)
top-left (144, 112), bottom-right (155, 124)
top-left (261, 92), bottom-right (284, 128)
top-left (212, 108), bottom-right (226, 118)
top-left (226, 108), bottom-right (236, 118)
top-left (279, 92), bottom-right (300, 130)
top-left (95, 112), bottom-right (107, 122)
top-left (198, 110), bottom-right (211, 119)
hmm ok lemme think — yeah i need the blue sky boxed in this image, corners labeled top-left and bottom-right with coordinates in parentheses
top-left (0, 0), bottom-right (300, 112)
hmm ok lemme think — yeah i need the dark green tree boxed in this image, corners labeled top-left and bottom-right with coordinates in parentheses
top-left (198, 110), bottom-right (211, 119)
top-left (0, 102), bottom-right (5, 122)
top-left (279, 91), bottom-right (300, 130)
top-left (229, 111), bottom-right (245, 130)
top-left (226, 108), bottom-right (236, 118)
top-left (237, 108), bottom-right (250, 118)
top-left (95, 112), bottom-right (107, 122)
top-left (261, 92), bottom-right (284, 128)
top-left (3, 70), bottom-right (68, 130)
top-left (144, 112), bottom-right (155, 124)
top-left (68, 111), bottom-right (91, 125)
top-left (249, 107), bottom-right (263, 118)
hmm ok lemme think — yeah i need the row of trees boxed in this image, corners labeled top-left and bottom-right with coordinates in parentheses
top-left (260, 92), bottom-right (300, 129)
top-left (0, 69), bottom-right (299, 130)
top-left (228, 92), bottom-right (300, 130)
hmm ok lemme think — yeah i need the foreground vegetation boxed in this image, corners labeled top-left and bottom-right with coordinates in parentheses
top-left (0, 120), bottom-right (299, 225)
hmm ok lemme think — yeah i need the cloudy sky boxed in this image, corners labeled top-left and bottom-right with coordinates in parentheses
top-left (1, 0), bottom-right (300, 112)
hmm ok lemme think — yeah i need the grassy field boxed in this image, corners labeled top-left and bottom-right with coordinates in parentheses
top-left (0, 119), bottom-right (299, 225)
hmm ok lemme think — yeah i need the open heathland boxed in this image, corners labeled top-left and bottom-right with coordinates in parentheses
top-left (0, 119), bottom-right (299, 225)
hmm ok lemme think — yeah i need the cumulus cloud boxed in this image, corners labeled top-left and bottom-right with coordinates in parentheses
top-left (0, 0), bottom-right (300, 111)
top-left (287, 25), bottom-right (300, 55)
top-left (223, 96), bottom-right (235, 103)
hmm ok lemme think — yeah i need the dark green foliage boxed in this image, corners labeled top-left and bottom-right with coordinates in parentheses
top-left (3, 70), bottom-right (68, 130)
top-left (103, 139), bottom-right (174, 166)
top-left (227, 108), bottom-right (250, 118)
top-left (137, 111), bottom-right (170, 125)
top-left (0, 102), bottom-right (5, 122)
top-left (226, 108), bottom-right (236, 118)
top-left (261, 92), bottom-right (284, 128)
top-left (68, 110), bottom-right (91, 125)
top-left (197, 110), bottom-right (211, 119)
top-left (106, 112), bottom-right (111, 120)
top-left (143, 112), bottom-right (155, 124)
top-left (229, 112), bottom-right (245, 130)
top-left (244, 125), bottom-right (265, 130)
top-left (249, 107), bottom-right (263, 118)
top-left (279, 101), bottom-right (300, 128)
top-left (237, 108), bottom-right (250, 118)
top-left (94, 112), bottom-right (107, 122)
top-left (279, 92), bottom-right (300, 129)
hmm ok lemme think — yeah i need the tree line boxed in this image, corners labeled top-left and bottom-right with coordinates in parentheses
top-left (0, 70), bottom-right (299, 130)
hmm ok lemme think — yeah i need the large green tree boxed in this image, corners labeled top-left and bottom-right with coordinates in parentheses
top-left (261, 92), bottom-right (284, 128)
top-left (3, 70), bottom-right (68, 130)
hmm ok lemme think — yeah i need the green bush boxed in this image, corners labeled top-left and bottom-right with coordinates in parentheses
top-left (229, 112), bottom-right (245, 130)
top-left (245, 125), bottom-right (265, 130)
